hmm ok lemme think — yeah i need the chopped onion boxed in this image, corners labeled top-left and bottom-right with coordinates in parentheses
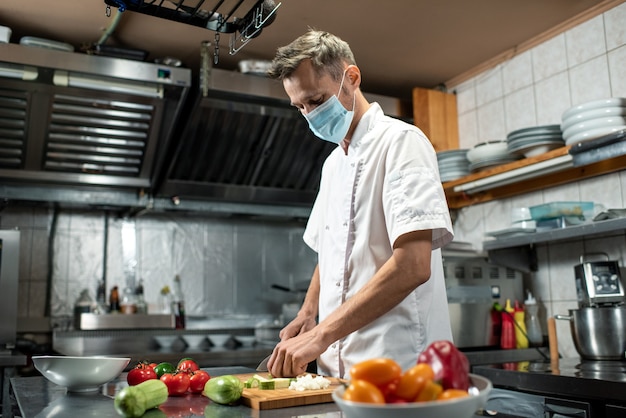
top-left (289, 374), bottom-right (331, 391)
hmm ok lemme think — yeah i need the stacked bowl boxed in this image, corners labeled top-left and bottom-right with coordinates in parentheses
top-left (561, 98), bottom-right (626, 145)
top-left (507, 124), bottom-right (565, 157)
top-left (437, 149), bottom-right (470, 182)
top-left (466, 141), bottom-right (521, 172)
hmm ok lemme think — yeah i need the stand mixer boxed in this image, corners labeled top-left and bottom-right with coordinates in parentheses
top-left (574, 253), bottom-right (625, 308)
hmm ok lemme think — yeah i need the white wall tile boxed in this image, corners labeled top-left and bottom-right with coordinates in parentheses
top-left (482, 199), bottom-right (512, 234)
top-left (502, 50), bottom-right (534, 95)
top-left (608, 44), bottom-right (626, 98)
top-left (577, 173), bottom-right (623, 210)
top-left (583, 235), bottom-right (626, 266)
top-left (532, 34), bottom-right (568, 82)
top-left (458, 110), bottom-right (479, 148)
top-left (565, 15), bottom-right (606, 67)
top-left (475, 66), bottom-right (503, 107)
top-left (604, 2), bottom-right (626, 51)
top-left (541, 181), bottom-right (581, 202)
top-left (546, 241), bottom-right (582, 302)
top-left (454, 80), bottom-right (477, 114)
top-left (504, 86), bottom-right (537, 133)
top-left (534, 72), bottom-right (571, 125)
top-left (477, 99), bottom-right (507, 140)
top-left (510, 192), bottom-right (544, 211)
top-left (569, 56), bottom-right (612, 105)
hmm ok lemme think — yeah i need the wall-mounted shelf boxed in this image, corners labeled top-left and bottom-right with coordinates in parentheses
top-left (483, 217), bottom-right (626, 272)
top-left (443, 146), bottom-right (626, 210)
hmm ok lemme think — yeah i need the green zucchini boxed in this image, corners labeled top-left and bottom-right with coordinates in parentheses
top-left (114, 379), bottom-right (168, 418)
top-left (245, 374), bottom-right (294, 390)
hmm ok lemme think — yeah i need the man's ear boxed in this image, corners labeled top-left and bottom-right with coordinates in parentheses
top-left (345, 65), bottom-right (361, 87)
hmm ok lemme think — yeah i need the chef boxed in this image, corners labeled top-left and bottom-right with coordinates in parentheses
top-left (266, 29), bottom-right (454, 379)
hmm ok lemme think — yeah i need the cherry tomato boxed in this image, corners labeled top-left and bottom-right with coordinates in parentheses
top-left (415, 379), bottom-right (443, 402)
top-left (127, 363), bottom-right (157, 386)
top-left (342, 379), bottom-right (385, 404)
top-left (177, 358), bottom-right (199, 373)
top-left (188, 370), bottom-right (211, 393)
top-left (378, 377), bottom-right (400, 403)
top-left (154, 362), bottom-right (176, 378)
top-left (349, 358), bottom-right (402, 388)
top-left (394, 363), bottom-right (435, 401)
top-left (438, 388), bottom-right (470, 401)
top-left (148, 362), bottom-right (158, 370)
top-left (161, 372), bottom-right (191, 396)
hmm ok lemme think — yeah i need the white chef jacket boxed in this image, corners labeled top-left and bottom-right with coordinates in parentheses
top-left (303, 103), bottom-right (454, 378)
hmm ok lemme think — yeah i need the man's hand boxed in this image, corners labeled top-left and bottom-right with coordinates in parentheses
top-left (267, 328), bottom-right (327, 377)
top-left (279, 314), bottom-right (317, 341)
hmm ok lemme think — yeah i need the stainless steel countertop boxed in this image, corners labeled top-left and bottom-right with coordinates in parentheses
top-left (11, 367), bottom-right (344, 418)
top-left (11, 366), bottom-right (489, 418)
top-left (473, 357), bottom-right (626, 405)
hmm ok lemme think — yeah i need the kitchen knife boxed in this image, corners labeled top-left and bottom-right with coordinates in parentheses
top-left (256, 354), bottom-right (271, 372)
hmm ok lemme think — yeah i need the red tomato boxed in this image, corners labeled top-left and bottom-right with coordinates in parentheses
top-left (126, 364), bottom-right (157, 386)
top-left (177, 358), bottom-right (199, 373)
top-left (378, 377), bottom-right (400, 403)
top-left (161, 372), bottom-right (191, 396)
top-left (188, 370), bottom-right (210, 394)
top-left (148, 362), bottom-right (158, 370)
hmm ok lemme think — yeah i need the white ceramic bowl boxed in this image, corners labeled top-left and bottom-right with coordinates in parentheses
top-left (208, 334), bottom-right (232, 347)
top-left (153, 335), bottom-right (180, 348)
top-left (234, 335), bottom-right (256, 347)
top-left (182, 334), bottom-right (207, 349)
top-left (332, 374), bottom-right (492, 418)
top-left (32, 355), bottom-right (130, 393)
top-left (466, 141), bottom-right (509, 163)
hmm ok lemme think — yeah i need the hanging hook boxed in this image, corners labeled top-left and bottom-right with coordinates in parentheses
top-left (214, 32), bottom-right (220, 64)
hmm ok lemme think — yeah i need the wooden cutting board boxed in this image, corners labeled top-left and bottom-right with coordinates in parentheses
top-left (233, 373), bottom-right (344, 410)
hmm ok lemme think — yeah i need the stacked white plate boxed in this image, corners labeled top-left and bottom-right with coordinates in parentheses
top-left (506, 124), bottom-right (565, 157)
top-left (561, 98), bottom-right (626, 145)
top-left (466, 141), bottom-right (521, 172)
top-left (437, 149), bottom-right (470, 182)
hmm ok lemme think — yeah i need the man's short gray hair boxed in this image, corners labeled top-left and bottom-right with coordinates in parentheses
top-left (267, 29), bottom-right (356, 82)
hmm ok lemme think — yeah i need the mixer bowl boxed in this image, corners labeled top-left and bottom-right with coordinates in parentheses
top-left (556, 307), bottom-right (626, 360)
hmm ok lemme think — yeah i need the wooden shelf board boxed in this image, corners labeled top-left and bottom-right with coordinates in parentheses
top-left (443, 146), bottom-right (626, 209)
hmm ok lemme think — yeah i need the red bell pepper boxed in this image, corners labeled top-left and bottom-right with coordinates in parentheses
top-left (417, 340), bottom-right (470, 390)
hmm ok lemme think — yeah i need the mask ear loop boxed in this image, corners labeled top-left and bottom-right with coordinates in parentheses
top-left (338, 68), bottom-right (356, 111)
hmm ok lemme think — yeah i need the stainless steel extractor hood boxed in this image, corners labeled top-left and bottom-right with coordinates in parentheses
top-left (154, 66), bottom-right (407, 207)
top-left (0, 43), bottom-right (191, 191)
top-left (154, 67), bottom-right (335, 206)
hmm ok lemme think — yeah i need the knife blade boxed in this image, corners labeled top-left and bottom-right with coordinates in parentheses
top-left (256, 354), bottom-right (271, 372)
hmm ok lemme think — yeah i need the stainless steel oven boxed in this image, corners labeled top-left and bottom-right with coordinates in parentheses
top-left (0, 229), bottom-right (20, 352)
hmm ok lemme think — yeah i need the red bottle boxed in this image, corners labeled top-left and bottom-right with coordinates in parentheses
top-left (500, 299), bottom-right (516, 350)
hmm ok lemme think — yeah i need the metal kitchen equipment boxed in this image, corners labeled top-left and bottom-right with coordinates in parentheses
top-left (574, 253), bottom-right (625, 307)
top-left (0, 42), bottom-right (191, 193)
top-left (0, 229), bottom-right (20, 352)
top-left (555, 307), bottom-right (626, 360)
top-left (444, 256), bottom-right (524, 348)
top-left (103, 0), bottom-right (280, 62)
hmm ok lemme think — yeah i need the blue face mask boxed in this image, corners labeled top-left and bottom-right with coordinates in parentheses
top-left (303, 70), bottom-right (355, 144)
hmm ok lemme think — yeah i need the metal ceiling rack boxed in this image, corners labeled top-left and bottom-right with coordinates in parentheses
top-left (103, 0), bottom-right (280, 62)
